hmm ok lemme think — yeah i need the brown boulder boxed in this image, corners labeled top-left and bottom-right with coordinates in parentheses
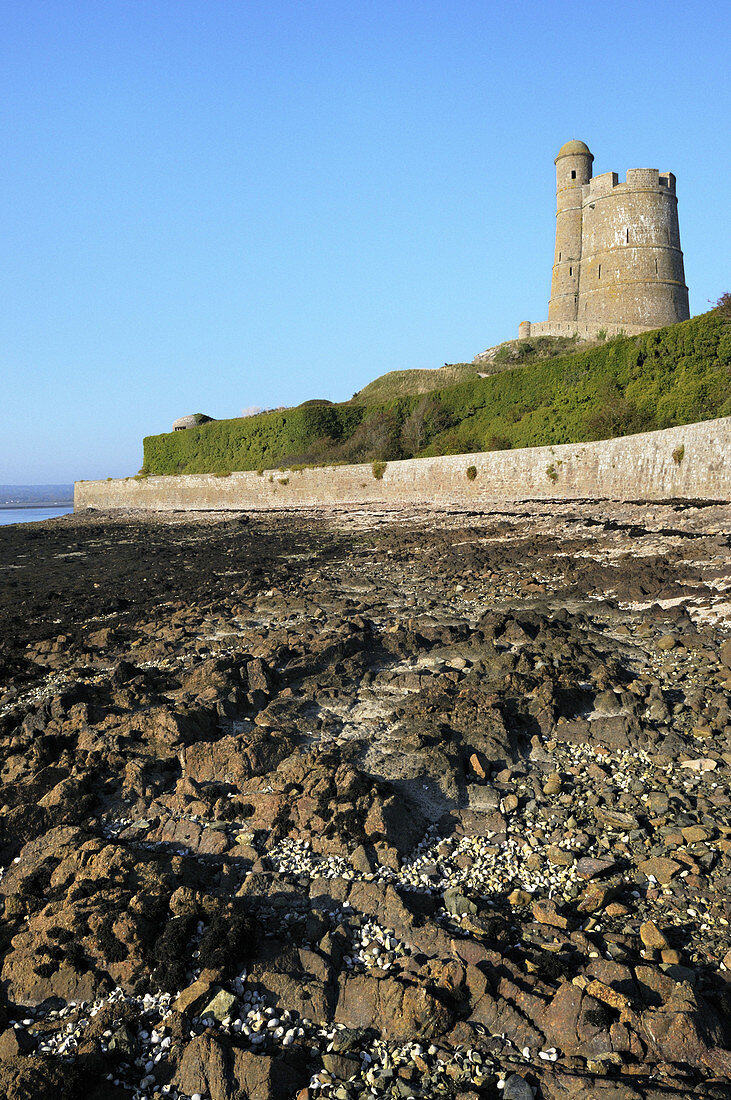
top-left (540, 981), bottom-right (613, 1057)
top-left (637, 857), bottom-right (681, 884)
top-left (335, 972), bottom-right (454, 1040)
top-left (173, 1033), bottom-right (301, 1100)
top-left (0, 1027), bottom-right (35, 1059)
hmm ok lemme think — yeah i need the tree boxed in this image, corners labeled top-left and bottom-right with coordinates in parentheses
top-left (714, 292), bottom-right (731, 320)
top-left (400, 396), bottom-right (454, 457)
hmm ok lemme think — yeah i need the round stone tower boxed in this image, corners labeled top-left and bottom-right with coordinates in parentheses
top-left (578, 168), bottom-right (690, 328)
top-left (548, 140), bottom-right (594, 322)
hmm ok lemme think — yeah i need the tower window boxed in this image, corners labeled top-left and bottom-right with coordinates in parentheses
top-left (598, 264), bottom-right (602, 279)
top-left (626, 228), bottom-right (629, 243)
top-left (571, 170), bottom-right (577, 179)
top-left (655, 258), bottom-right (658, 274)
top-left (569, 266), bottom-right (573, 276)
top-left (559, 251), bottom-right (561, 261)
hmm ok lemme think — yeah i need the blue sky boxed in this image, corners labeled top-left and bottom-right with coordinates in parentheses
top-left (2, 0), bottom-right (728, 482)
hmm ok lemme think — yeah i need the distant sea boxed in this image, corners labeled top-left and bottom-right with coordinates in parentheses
top-left (0, 485), bottom-right (74, 527)
top-left (0, 506), bottom-right (73, 526)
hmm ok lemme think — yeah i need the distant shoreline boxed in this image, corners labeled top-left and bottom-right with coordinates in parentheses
top-left (0, 501), bottom-right (73, 510)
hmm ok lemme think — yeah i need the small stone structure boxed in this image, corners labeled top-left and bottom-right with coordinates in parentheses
top-left (172, 414), bottom-right (213, 431)
top-left (75, 416), bottom-right (731, 512)
top-left (520, 140), bottom-right (689, 340)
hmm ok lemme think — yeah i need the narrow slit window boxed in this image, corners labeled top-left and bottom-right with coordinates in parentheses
top-left (655, 258), bottom-right (658, 274)
top-left (559, 251), bottom-right (561, 261)
top-left (598, 264), bottom-right (602, 279)
top-left (571, 170), bottom-right (576, 179)
top-left (569, 266), bottom-right (573, 276)
top-left (626, 228), bottom-right (629, 243)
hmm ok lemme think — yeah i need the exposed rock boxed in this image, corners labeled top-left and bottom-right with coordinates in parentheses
top-left (0, 501), bottom-right (730, 1098)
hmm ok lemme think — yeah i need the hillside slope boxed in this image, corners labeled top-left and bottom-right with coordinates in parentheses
top-left (350, 334), bottom-right (595, 404)
top-left (143, 309), bottom-right (731, 475)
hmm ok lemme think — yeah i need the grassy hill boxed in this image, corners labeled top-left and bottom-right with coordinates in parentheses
top-left (349, 333), bottom-right (593, 404)
top-left (350, 362), bottom-right (480, 404)
top-left (142, 308), bottom-right (731, 475)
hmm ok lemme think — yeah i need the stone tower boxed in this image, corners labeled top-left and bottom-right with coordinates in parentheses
top-left (519, 140), bottom-right (690, 340)
top-left (548, 139), bottom-right (594, 322)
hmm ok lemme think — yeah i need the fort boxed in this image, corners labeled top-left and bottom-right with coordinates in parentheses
top-left (519, 140), bottom-right (689, 341)
top-left (75, 139), bottom-right (731, 512)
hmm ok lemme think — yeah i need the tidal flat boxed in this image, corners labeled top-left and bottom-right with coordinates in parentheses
top-left (0, 502), bottom-right (730, 1100)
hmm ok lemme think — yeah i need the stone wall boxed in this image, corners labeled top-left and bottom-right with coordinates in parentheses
top-left (518, 320), bottom-right (650, 341)
top-left (524, 141), bottom-right (689, 341)
top-left (75, 417), bottom-right (731, 513)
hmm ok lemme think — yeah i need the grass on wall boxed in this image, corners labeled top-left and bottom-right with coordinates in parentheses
top-left (143, 309), bottom-right (731, 475)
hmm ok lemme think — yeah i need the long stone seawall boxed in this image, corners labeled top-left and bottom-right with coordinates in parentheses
top-left (75, 417), bottom-right (731, 512)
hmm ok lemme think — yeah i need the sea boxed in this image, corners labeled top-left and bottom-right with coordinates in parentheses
top-left (0, 506), bottom-right (73, 526)
top-left (0, 485), bottom-right (74, 526)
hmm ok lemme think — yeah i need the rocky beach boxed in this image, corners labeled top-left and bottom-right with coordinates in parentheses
top-left (1, 501), bottom-right (731, 1100)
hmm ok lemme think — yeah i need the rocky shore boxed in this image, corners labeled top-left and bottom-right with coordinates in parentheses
top-left (1, 500), bottom-right (730, 1100)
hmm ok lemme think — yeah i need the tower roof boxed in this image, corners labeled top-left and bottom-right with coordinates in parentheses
top-left (555, 139), bottom-right (593, 162)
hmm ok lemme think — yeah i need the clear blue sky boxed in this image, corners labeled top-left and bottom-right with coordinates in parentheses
top-left (2, 0), bottom-right (728, 482)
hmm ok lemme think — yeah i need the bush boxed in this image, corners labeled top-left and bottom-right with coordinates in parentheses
top-left (714, 291), bottom-right (731, 320)
top-left (400, 396), bottom-right (455, 457)
top-left (466, 465), bottom-right (477, 481)
top-left (672, 444), bottom-right (685, 465)
top-left (546, 463), bottom-right (558, 482)
top-left (144, 403), bottom-right (365, 475)
top-left (484, 433), bottom-right (512, 451)
top-left (143, 310), bottom-right (731, 474)
top-left (341, 409), bottom-right (402, 464)
top-left (372, 460), bottom-right (387, 480)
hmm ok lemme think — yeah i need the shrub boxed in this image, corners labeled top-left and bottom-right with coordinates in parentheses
top-left (546, 463), bottom-right (558, 482)
top-left (278, 477), bottom-right (289, 485)
top-left (142, 310), bottom-right (731, 474)
top-left (484, 433), bottom-right (512, 451)
top-left (672, 444), bottom-right (685, 465)
top-left (372, 460), bottom-right (387, 480)
top-left (466, 465), bottom-right (477, 480)
top-left (341, 409), bottom-right (402, 464)
top-left (400, 396), bottom-right (454, 457)
top-left (714, 291), bottom-right (731, 320)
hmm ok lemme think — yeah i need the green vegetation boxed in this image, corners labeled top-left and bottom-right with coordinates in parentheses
top-left (489, 333), bottom-right (586, 368)
top-left (350, 335), bottom-right (589, 404)
top-left (371, 460), bottom-right (387, 480)
top-left (144, 309), bottom-right (731, 475)
top-left (546, 463), bottom-right (558, 483)
top-left (466, 465), bottom-right (477, 481)
top-left (351, 362), bottom-right (479, 403)
top-left (144, 402), bottom-right (364, 476)
top-left (672, 444), bottom-right (685, 465)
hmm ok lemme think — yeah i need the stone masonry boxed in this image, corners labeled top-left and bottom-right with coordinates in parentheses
top-left (75, 416), bottom-right (731, 512)
top-left (519, 140), bottom-right (690, 340)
